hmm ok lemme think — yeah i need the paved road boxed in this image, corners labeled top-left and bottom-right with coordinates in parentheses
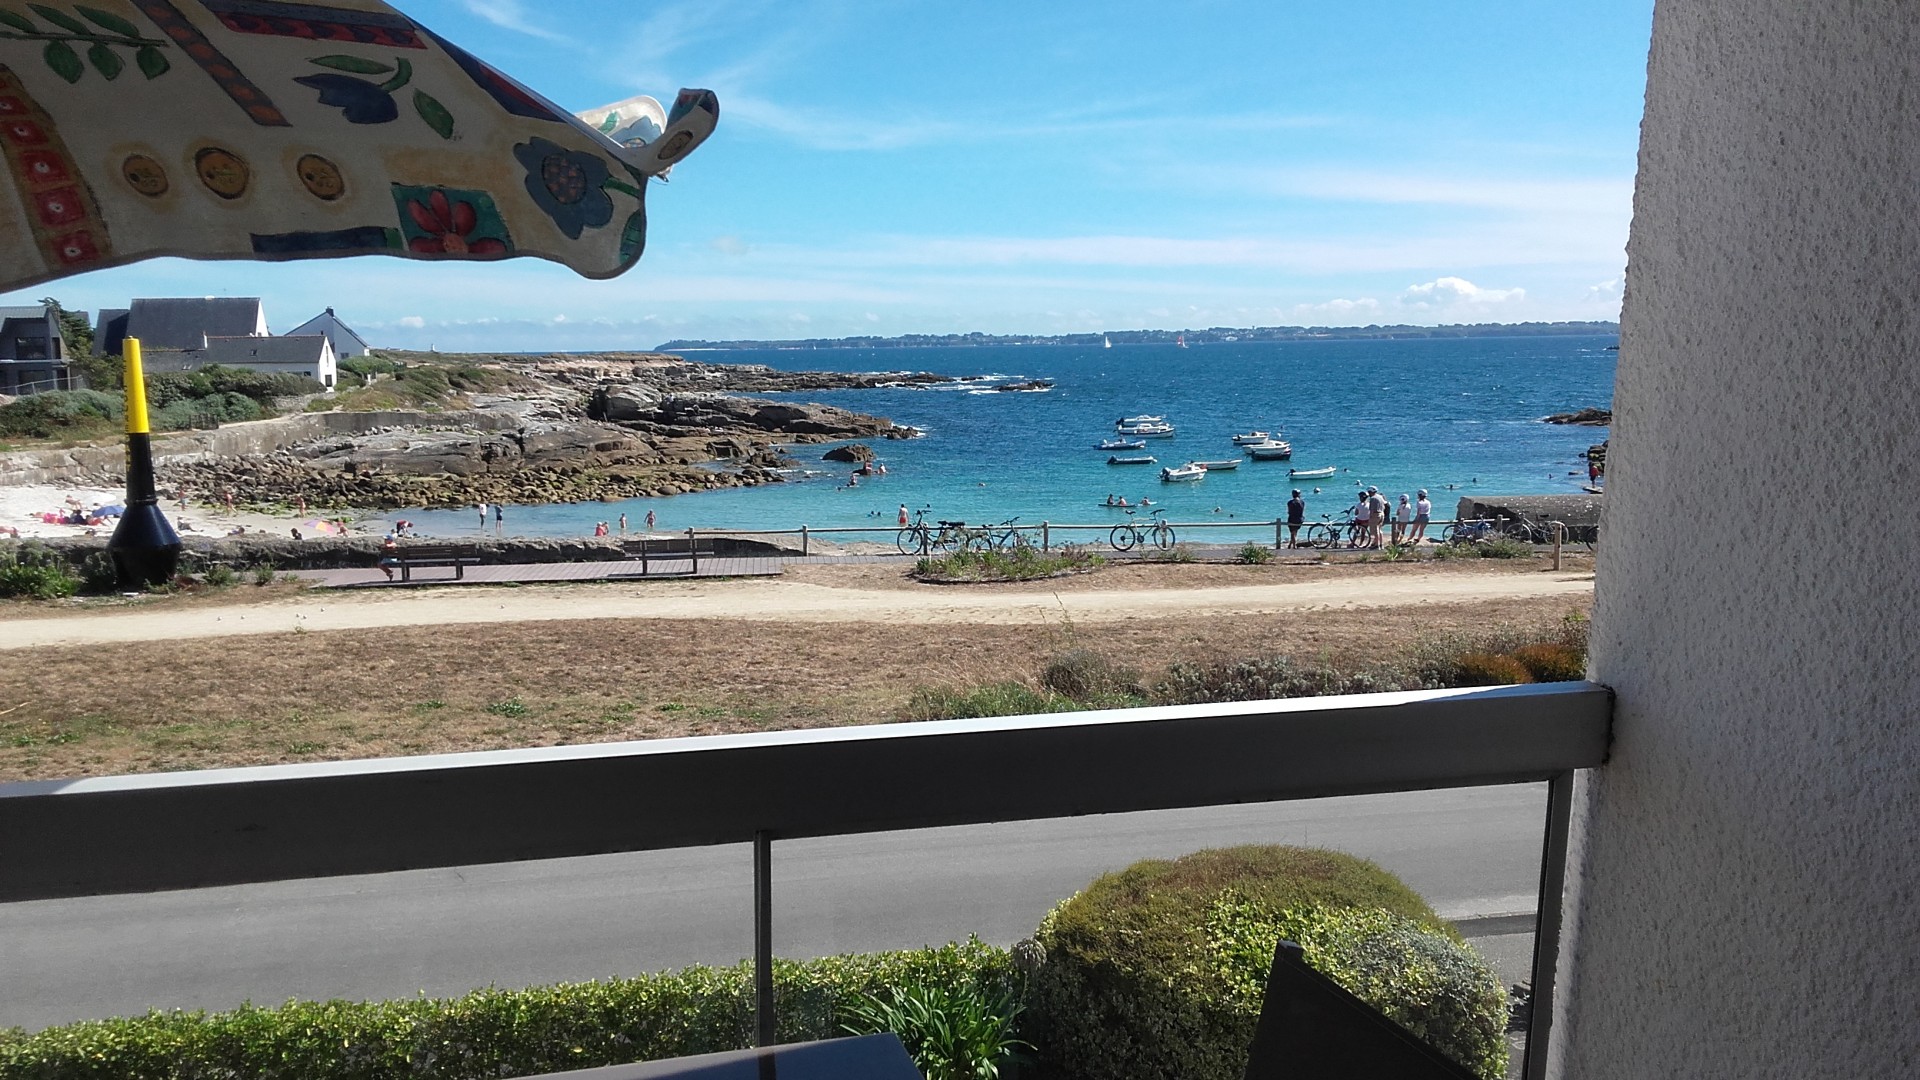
top-left (0, 784), bottom-right (1547, 1032)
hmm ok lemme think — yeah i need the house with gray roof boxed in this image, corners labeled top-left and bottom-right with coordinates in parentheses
top-left (144, 335), bottom-right (336, 389)
top-left (0, 303), bottom-right (83, 395)
top-left (96, 297), bottom-right (268, 356)
top-left (284, 308), bottom-right (371, 359)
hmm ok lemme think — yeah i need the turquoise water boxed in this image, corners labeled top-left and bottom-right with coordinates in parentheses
top-left (398, 336), bottom-right (1615, 542)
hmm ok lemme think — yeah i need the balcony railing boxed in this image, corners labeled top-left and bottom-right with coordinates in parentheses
top-left (0, 681), bottom-right (1610, 1080)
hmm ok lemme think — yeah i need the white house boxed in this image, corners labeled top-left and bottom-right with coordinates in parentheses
top-left (283, 308), bottom-right (371, 359)
top-left (142, 335), bottom-right (336, 389)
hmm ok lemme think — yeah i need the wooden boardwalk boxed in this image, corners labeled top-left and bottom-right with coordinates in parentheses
top-left (288, 552), bottom-right (904, 589)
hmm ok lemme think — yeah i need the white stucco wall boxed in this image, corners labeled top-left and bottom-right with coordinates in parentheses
top-left (1556, 2), bottom-right (1920, 1076)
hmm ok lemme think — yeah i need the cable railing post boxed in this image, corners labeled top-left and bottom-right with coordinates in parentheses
top-left (1551, 521), bottom-right (1564, 570)
top-left (1041, 521), bottom-right (1050, 552)
top-left (753, 830), bottom-right (775, 1047)
top-left (800, 524), bottom-right (808, 557)
top-left (1522, 769), bottom-right (1577, 1080)
top-left (687, 528), bottom-right (698, 574)
top-left (1275, 517), bottom-right (1283, 549)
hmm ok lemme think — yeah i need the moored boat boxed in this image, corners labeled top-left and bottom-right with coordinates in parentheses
top-left (1288, 465), bottom-right (1336, 479)
top-left (1189, 459), bottom-right (1240, 471)
top-left (1108, 455), bottom-right (1158, 465)
top-left (1244, 440), bottom-right (1294, 460)
top-left (1117, 414), bottom-right (1165, 426)
top-left (1098, 437), bottom-right (1147, 450)
top-left (1160, 463), bottom-right (1206, 482)
top-left (1231, 431), bottom-right (1273, 445)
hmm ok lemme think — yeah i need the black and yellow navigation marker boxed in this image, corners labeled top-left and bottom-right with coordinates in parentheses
top-left (107, 338), bottom-right (181, 589)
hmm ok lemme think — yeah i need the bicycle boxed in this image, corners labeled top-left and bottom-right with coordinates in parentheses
top-left (896, 510), bottom-right (966, 556)
top-left (1109, 508), bottom-right (1176, 552)
top-left (979, 516), bottom-right (1029, 553)
top-left (1440, 518), bottom-right (1497, 546)
top-left (1305, 512), bottom-right (1367, 549)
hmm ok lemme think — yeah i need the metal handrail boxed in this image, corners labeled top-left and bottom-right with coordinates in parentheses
top-left (0, 682), bottom-right (1610, 1079)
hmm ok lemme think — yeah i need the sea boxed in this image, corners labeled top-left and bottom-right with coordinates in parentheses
top-left (397, 335), bottom-right (1616, 544)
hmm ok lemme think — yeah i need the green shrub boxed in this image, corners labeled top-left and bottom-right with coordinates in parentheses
top-left (1451, 653), bottom-right (1535, 687)
top-left (1509, 642), bottom-right (1585, 682)
top-left (1026, 845), bottom-right (1505, 1080)
top-left (1141, 543), bottom-right (1195, 563)
top-left (1237, 543), bottom-right (1273, 564)
top-left (0, 389), bottom-right (122, 438)
top-left (78, 551), bottom-right (119, 594)
top-left (1204, 901), bottom-right (1509, 1079)
top-left (1155, 655), bottom-right (1408, 705)
top-left (0, 545), bottom-right (79, 599)
top-left (0, 941), bottom-right (1017, 1080)
top-left (914, 546), bottom-right (1102, 582)
top-left (1040, 649), bottom-right (1139, 702)
top-left (203, 562), bottom-right (238, 588)
top-left (1474, 537), bottom-right (1534, 559)
top-left (842, 981), bottom-right (1029, 1080)
top-left (902, 682), bottom-right (1075, 721)
top-left (252, 564), bottom-right (277, 586)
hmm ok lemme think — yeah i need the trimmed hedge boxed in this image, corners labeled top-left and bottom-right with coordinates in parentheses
top-left (1025, 845), bottom-right (1507, 1080)
top-left (0, 940), bottom-right (1015, 1080)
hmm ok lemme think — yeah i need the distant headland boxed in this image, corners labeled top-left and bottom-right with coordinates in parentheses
top-left (657, 320), bottom-right (1619, 351)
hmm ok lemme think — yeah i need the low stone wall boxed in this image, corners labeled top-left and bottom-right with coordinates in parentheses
top-left (1452, 493), bottom-right (1602, 542)
top-left (0, 410), bottom-right (524, 486)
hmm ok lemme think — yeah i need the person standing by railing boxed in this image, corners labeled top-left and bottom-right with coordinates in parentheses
top-left (1412, 489), bottom-right (1432, 542)
top-left (1393, 494), bottom-right (1412, 545)
top-left (1286, 489), bottom-right (1305, 547)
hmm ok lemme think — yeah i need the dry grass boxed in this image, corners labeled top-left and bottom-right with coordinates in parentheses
top-left (0, 589), bottom-right (1588, 782)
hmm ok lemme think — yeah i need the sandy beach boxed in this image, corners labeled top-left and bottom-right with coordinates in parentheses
top-left (0, 484), bottom-right (330, 542)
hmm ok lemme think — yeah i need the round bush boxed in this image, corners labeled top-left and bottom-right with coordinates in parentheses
top-left (1509, 642), bottom-right (1586, 682)
top-left (1451, 652), bottom-right (1535, 687)
top-left (1026, 845), bottom-right (1507, 1080)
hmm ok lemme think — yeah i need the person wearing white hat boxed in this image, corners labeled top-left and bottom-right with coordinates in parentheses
top-left (1412, 489), bottom-right (1432, 542)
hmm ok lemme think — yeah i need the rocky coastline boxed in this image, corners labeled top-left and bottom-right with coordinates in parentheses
top-left (4, 352), bottom-right (941, 514)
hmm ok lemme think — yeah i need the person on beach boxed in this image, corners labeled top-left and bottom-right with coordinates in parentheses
top-left (494, 504), bottom-right (503, 533)
top-left (619, 513), bottom-right (628, 533)
top-left (1287, 489), bottom-right (1305, 547)
top-left (1394, 494), bottom-right (1412, 545)
top-left (898, 504), bottom-right (909, 526)
top-left (1366, 487), bottom-right (1388, 548)
top-left (1412, 490), bottom-right (1432, 541)
top-left (646, 509), bottom-right (656, 531)
top-left (477, 502), bottom-right (488, 529)
top-left (379, 533), bottom-right (399, 581)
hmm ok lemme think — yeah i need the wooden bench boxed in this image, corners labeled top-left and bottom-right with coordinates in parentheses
top-left (619, 535), bottom-right (723, 576)
top-left (392, 542), bottom-right (481, 582)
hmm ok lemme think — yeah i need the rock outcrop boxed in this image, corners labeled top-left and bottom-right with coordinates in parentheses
top-left (1542, 407), bottom-right (1612, 425)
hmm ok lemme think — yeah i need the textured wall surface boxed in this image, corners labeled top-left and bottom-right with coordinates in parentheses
top-left (1557, 2), bottom-right (1920, 1076)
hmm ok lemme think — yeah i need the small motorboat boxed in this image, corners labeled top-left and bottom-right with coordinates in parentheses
top-left (1099, 438), bottom-right (1147, 450)
top-left (1244, 440), bottom-right (1294, 460)
top-left (1288, 465), bottom-right (1337, 479)
top-left (1108, 455), bottom-right (1158, 465)
top-left (1116, 421), bottom-right (1176, 437)
top-left (1231, 431), bottom-right (1273, 445)
top-left (1188, 459), bottom-right (1240, 471)
top-left (1117, 414), bottom-right (1166, 426)
top-left (1160, 463), bottom-right (1206, 482)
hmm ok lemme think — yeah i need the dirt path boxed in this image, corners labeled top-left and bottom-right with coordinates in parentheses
top-left (0, 568), bottom-right (1595, 649)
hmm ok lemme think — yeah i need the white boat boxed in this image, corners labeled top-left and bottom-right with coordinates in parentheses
top-left (1117, 414), bottom-right (1166, 426)
top-left (1103, 335), bottom-right (1112, 349)
top-left (1231, 431), bottom-right (1273, 445)
top-left (1108, 455), bottom-right (1158, 465)
top-left (1244, 440), bottom-right (1294, 460)
top-left (1189, 458), bottom-right (1240, 471)
top-left (1098, 437), bottom-right (1147, 450)
top-left (1160, 463), bottom-right (1206, 482)
top-left (1117, 421), bottom-right (1177, 437)
top-left (1288, 465), bottom-right (1337, 479)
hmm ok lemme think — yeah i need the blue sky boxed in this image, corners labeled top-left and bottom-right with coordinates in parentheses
top-left (7, 1), bottom-right (1655, 350)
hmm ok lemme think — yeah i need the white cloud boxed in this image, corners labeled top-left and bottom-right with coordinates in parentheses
top-left (1400, 277), bottom-right (1525, 309)
top-left (710, 235), bottom-right (750, 256)
top-left (457, 0), bottom-right (570, 43)
top-left (864, 312), bottom-right (880, 322)
top-left (398, 315), bottom-right (426, 329)
top-left (1585, 277), bottom-right (1620, 299)
top-left (1294, 297), bottom-right (1381, 319)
